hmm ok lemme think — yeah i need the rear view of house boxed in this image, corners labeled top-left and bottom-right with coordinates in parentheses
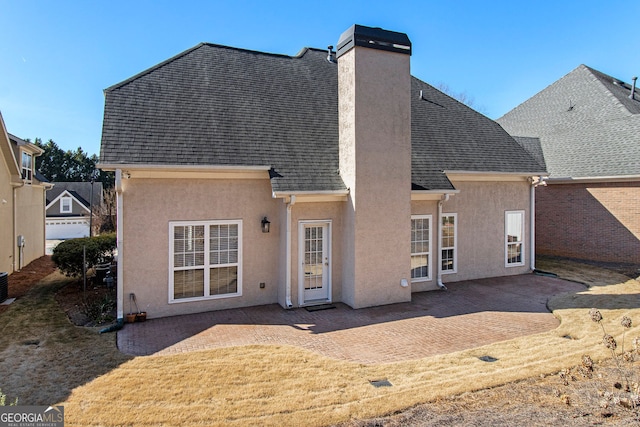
top-left (100, 25), bottom-right (545, 320)
top-left (0, 111), bottom-right (50, 273)
top-left (498, 65), bottom-right (640, 264)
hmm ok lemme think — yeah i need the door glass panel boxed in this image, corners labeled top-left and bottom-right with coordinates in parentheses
top-left (304, 226), bottom-right (323, 290)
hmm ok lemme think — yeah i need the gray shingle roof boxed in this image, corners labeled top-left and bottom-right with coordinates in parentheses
top-left (47, 182), bottom-right (103, 208)
top-left (101, 43), bottom-right (543, 192)
top-left (497, 65), bottom-right (640, 179)
top-left (512, 136), bottom-right (546, 172)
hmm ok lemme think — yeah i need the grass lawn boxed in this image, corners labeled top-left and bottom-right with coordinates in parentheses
top-left (0, 257), bottom-right (638, 426)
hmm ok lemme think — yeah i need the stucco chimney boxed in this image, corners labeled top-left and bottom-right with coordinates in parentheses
top-left (337, 24), bottom-right (413, 309)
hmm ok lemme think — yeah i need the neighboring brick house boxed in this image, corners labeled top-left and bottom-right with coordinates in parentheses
top-left (99, 25), bottom-right (545, 320)
top-left (498, 65), bottom-right (640, 264)
top-left (0, 111), bottom-right (51, 273)
top-left (45, 181), bottom-right (103, 239)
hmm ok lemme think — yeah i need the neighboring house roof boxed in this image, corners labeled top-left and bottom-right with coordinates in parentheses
top-left (497, 64), bottom-right (640, 179)
top-left (100, 43), bottom-right (544, 192)
top-left (7, 133), bottom-right (44, 156)
top-left (46, 181), bottom-right (103, 208)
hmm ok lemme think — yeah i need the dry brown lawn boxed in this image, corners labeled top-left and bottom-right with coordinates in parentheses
top-left (1, 256), bottom-right (639, 426)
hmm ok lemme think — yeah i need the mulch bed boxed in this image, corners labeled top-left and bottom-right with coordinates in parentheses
top-left (0, 256), bottom-right (57, 314)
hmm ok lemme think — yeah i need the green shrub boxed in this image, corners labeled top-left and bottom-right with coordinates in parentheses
top-left (52, 234), bottom-right (116, 277)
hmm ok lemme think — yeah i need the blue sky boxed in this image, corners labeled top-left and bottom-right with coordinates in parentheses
top-left (1, 0), bottom-right (639, 156)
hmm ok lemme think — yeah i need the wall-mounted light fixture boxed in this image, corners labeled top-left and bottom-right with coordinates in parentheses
top-left (261, 217), bottom-right (271, 233)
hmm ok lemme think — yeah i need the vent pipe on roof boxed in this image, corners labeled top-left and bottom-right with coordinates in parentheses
top-left (327, 45), bottom-right (336, 63)
top-left (630, 76), bottom-right (637, 100)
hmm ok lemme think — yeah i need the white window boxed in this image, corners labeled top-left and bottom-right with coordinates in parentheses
top-left (60, 197), bottom-right (72, 213)
top-left (505, 211), bottom-right (525, 267)
top-left (411, 215), bottom-right (432, 281)
top-left (21, 152), bottom-right (32, 182)
top-left (441, 213), bottom-right (457, 274)
top-left (169, 220), bottom-right (242, 302)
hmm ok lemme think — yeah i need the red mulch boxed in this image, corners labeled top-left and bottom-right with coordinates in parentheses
top-left (0, 256), bottom-right (57, 314)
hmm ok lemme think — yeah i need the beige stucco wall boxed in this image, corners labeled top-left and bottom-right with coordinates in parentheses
top-left (13, 184), bottom-right (46, 270)
top-left (338, 45), bottom-right (413, 309)
top-left (0, 146), bottom-right (46, 272)
top-left (0, 155), bottom-right (14, 273)
top-left (121, 178), bottom-right (281, 318)
top-left (440, 180), bottom-right (532, 282)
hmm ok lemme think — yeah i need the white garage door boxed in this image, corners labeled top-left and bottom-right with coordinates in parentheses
top-left (46, 218), bottom-right (90, 240)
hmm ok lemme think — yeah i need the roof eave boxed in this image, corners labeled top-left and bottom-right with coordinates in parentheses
top-left (546, 174), bottom-right (640, 184)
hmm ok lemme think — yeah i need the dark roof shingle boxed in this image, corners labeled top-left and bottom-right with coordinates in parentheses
top-left (101, 42), bottom-right (543, 192)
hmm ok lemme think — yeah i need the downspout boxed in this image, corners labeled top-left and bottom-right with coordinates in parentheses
top-left (285, 195), bottom-right (296, 308)
top-left (529, 176), bottom-right (546, 271)
top-left (436, 194), bottom-right (450, 290)
top-left (530, 178), bottom-right (536, 271)
top-left (115, 169), bottom-right (124, 320)
top-left (12, 184), bottom-right (21, 271)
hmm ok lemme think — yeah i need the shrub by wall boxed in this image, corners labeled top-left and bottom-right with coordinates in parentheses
top-left (52, 234), bottom-right (116, 277)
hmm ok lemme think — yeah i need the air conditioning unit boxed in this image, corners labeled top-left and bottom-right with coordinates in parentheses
top-left (0, 272), bottom-right (8, 303)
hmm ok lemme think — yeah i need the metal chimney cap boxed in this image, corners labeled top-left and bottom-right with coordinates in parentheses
top-left (336, 24), bottom-right (412, 59)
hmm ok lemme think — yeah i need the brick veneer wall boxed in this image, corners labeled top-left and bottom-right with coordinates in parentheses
top-left (536, 181), bottom-right (640, 264)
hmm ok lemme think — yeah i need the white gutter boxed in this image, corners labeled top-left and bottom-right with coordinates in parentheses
top-left (115, 169), bottom-right (124, 320)
top-left (284, 195), bottom-right (296, 308)
top-left (545, 175), bottom-right (640, 184)
top-left (444, 170), bottom-right (547, 177)
top-left (272, 190), bottom-right (349, 198)
top-left (436, 194), bottom-right (450, 290)
top-left (98, 163), bottom-right (272, 172)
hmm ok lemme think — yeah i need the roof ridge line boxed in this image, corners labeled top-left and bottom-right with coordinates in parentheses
top-left (104, 43), bottom-right (207, 93)
top-left (104, 43), bottom-right (325, 93)
top-left (582, 65), bottom-right (637, 115)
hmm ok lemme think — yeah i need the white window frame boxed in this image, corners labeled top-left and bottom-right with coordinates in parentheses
top-left (505, 210), bottom-right (525, 267)
top-left (411, 215), bottom-right (432, 282)
top-left (60, 196), bottom-right (72, 213)
top-left (168, 219), bottom-right (242, 303)
top-left (21, 151), bottom-right (33, 183)
top-left (441, 213), bottom-right (457, 274)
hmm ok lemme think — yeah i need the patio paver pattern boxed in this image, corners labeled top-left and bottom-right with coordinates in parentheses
top-left (117, 275), bottom-right (585, 364)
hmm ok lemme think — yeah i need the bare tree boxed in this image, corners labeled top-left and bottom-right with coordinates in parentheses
top-left (436, 83), bottom-right (487, 114)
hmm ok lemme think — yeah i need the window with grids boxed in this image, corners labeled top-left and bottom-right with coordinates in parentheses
top-left (60, 197), bottom-right (72, 213)
top-left (441, 213), bottom-right (457, 273)
top-left (411, 215), bottom-right (432, 281)
top-left (21, 152), bottom-right (32, 182)
top-left (505, 211), bottom-right (525, 266)
top-left (169, 220), bottom-right (241, 302)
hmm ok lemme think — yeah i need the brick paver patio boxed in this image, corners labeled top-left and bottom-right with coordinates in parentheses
top-left (117, 274), bottom-right (585, 364)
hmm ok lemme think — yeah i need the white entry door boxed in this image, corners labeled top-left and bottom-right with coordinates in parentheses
top-left (299, 221), bottom-right (331, 304)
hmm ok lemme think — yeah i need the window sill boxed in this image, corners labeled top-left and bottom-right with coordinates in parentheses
top-left (169, 292), bottom-right (242, 304)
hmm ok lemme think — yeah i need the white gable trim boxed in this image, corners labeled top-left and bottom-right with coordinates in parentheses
top-left (46, 189), bottom-right (91, 213)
